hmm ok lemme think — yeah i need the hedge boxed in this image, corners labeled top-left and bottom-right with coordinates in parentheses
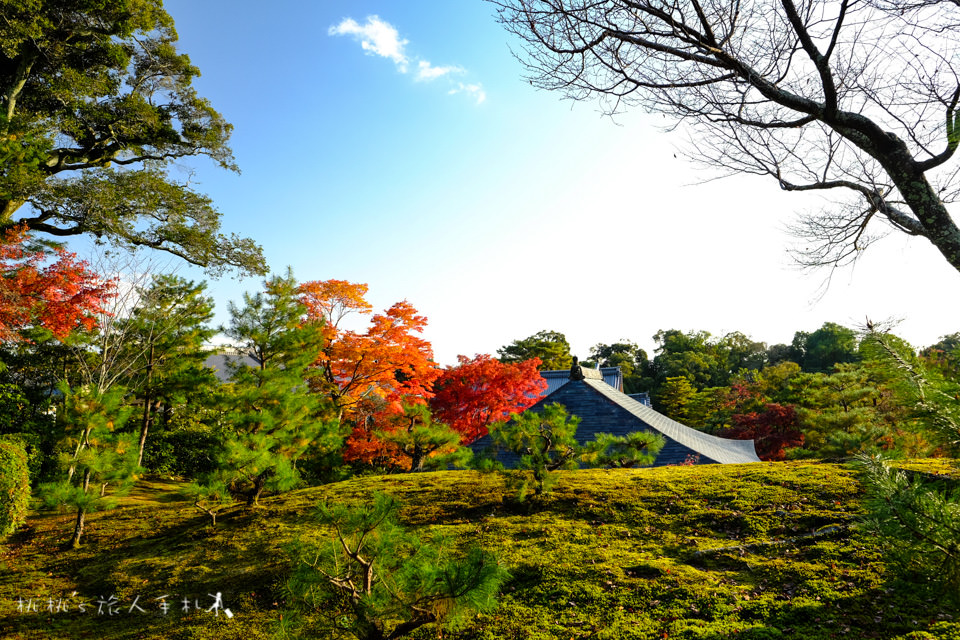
top-left (0, 437), bottom-right (30, 539)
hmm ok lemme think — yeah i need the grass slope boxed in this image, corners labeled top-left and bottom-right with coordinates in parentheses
top-left (2, 462), bottom-right (959, 639)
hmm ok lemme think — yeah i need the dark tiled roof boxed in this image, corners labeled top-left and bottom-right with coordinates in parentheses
top-left (581, 378), bottom-right (759, 464)
top-left (626, 392), bottom-right (652, 407)
top-left (471, 377), bottom-right (760, 467)
top-left (540, 366), bottom-right (623, 394)
top-left (203, 352), bottom-right (261, 383)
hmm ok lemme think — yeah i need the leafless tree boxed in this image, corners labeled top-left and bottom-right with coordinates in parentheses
top-left (69, 250), bottom-right (167, 392)
top-left (491, 0), bottom-right (960, 273)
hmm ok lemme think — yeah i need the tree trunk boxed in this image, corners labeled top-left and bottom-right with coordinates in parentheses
top-left (355, 618), bottom-right (386, 640)
top-left (194, 501), bottom-right (218, 526)
top-left (409, 444), bottom-right (424, 473)
top-left (71, 507), bottom-right (86, 549)
top-left (70, 469), bottom-right (91, 548)
top-left (386, 613), bottom-right (437, 640)
top-left (248, 473), bottom-right (269, 507)
top-left (137, 345), bottom-right (155, 467)
top-left (67, 426), bottom-right (92, 482)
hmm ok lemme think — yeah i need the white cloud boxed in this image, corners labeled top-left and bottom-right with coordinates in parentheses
top-left (329, 16), bottom-right (409, 71)
top-left (449, 82), bottom-right (487, 105)
top-left (331, 16), bottom-right (485, 105)
top-left (415, 60), bottom-right (464, 82)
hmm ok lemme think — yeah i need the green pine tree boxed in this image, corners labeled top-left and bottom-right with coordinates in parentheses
top-left (487, 403), bottom-right (664, 500)
top-left (120, 274), bottom-right (217, 467)
top-left (213, 270), bottom-right (341, 507)
top-left (857, 329), bottom-right (960, 601)
top-left (375, 404), bottom-right (471, 472)
top-left (39, 385), bottom-right (139, 547)
top-left (283, 492), bottom-right (508, 640)
top-left (655, 376), bottom-right (698, 423)
top-left (861, 331), bottom-right (960, 452)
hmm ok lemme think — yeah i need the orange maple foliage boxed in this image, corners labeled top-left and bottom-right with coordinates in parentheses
top-left (430, 354), bottom-right (547, 444)
top-left (298, 279), bottom-right (440, 463)
top-left (0, 226), bottom-right (113, 341)
top-left (338, 398), bottom-right (408, 469)
top-left (299, 279), bottom-right (372, 336)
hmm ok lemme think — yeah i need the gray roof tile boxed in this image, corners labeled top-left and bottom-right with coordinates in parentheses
top-left (581, 378), bottom-right (760, 464)
top-left (470, 377), bottom-right (760, 466)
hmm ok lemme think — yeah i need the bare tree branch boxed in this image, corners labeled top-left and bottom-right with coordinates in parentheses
top-left (492, 0), bottom-right (960, 273)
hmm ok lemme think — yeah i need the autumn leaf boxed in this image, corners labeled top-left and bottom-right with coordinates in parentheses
top-left (430, 354), bottom-right (547, 444)
top-left (298, 279), bottom-right (440, 463)
top-left (0, 226), bottom-right (114, 341)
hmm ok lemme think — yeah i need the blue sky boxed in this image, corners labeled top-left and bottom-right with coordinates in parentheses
top-left (132, 0), bottom-right (960, 365)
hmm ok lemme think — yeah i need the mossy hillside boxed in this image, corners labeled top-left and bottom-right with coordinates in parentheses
top-left (1, 462), bottom-right (958, 639)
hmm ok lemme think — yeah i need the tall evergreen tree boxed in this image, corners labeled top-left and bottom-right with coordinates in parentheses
top-left (792, 322), bottom-right (860, 373)
top-left (655, 376), bottom-right (698, 423)
top-left (0, 0), bottom-right (266, 275)
top-left (216, 271), bottom-right (341, 506)
top-left (121, 275), bottom-right (217, 466)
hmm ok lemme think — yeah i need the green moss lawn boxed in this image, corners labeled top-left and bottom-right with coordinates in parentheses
top-left (2, 462), bottom-right (959, 639)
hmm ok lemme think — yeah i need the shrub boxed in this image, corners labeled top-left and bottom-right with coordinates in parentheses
top-left (486, 403), bottom-right (664, 500)
top-left (141, 424), bottom-right (223, 478)
top-left (0, 437), bottom-right (30, 539)
top-left (858, 454), bottom-right (960, 603)
top-left (284, 492), bottom-right (509, 639)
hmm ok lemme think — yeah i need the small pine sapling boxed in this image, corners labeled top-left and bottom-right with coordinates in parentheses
top-left (183, 470), bottom-right (234, 526)
top-left (284, 493), bottom-right (508, 640)
top-left (375, 404), bottom-right (472, 472)
top-left (582, 430), bottom-right (665, 468)
top-left (489, 403), bottom-right (582, 500)
top-left (39, 385), bottom-right (140, 547)
top-left (487, 403), bottom-right (666, 499)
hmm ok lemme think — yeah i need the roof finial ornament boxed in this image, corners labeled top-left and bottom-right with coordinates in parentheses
top-left (569, 355), bottom-right (585, 381)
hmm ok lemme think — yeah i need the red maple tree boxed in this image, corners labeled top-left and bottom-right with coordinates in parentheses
top-left (299, 279), bottom-right (440, 462)
top-left (726, 403), bottom-right (804, 461)
top-left (0, 226), bottom-right (112, 341)
top-left (430, 354), bottom-right (547, 444)
top-left (338, 398), bottom-right (406, 469)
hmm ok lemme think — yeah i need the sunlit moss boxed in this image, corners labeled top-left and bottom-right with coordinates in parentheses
top-left (1, 463), bottom-right (959, 639)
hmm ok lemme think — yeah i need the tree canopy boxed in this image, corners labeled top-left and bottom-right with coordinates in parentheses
top-left (0, 225), bottom-right (111, 341)
top-left (497, 329), bottom-right (573, 370)
top-left (0, 0), bottom-right (265, 276)
top-left (299, 279), bottom-right (439, 423)
top-left (492, 0), bottom-right (960, 276)
top-left (430, 354), bottom-right (547, 444)
top-left (589, 341), bottom-right (650, 393)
